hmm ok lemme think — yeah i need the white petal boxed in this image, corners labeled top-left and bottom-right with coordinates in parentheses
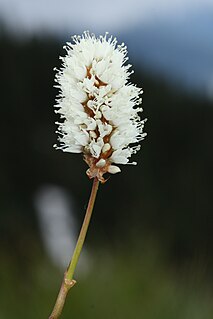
top-left (89, 138), bottom-right (104, 158)
top-left (108, 165), bottom-right (121, 174)
top-left (110, 149), bottom-right (131, 164)
top-left (96, 159), bottom-right (106, 168)
top-left (102, 143), bottom-right (111, 153)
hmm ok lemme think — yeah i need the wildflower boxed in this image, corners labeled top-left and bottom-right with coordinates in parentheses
top-left (54, 31), bottom-right (146, 182)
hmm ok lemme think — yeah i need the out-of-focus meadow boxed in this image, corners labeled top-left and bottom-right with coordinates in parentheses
top-left (0, 12), bottom-right (213, 319)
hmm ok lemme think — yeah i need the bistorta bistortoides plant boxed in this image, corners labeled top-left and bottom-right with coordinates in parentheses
top-left (49, 31), bottom-right (146, 319)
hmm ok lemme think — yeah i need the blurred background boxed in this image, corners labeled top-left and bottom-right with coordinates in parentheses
top-left (0, 0), bottom-right (213, 318)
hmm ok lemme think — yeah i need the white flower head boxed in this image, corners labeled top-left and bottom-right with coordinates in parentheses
top-left (54, 31), bottom-right (146, 183)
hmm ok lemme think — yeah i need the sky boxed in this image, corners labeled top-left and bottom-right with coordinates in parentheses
top-left (0, 0), bottom-right (213, 33)
top-left (1, 0), bottom-right (213, 97)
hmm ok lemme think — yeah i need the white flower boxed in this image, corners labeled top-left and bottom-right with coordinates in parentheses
top-left (54, 31), bottom-right (146, 182)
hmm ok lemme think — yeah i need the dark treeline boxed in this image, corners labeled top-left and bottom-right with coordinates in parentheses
top-left (1, 30), bottom-right (213, 269)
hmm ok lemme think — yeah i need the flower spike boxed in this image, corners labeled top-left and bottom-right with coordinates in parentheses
top-left (54, 31), bottom-right (146, 182)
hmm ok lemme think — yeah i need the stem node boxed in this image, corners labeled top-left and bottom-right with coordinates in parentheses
top-left (64, 277), bottom-right (76, 289)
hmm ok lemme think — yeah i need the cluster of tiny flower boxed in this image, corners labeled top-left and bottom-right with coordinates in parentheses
top-left (54, 31), bottom-right (146, 182)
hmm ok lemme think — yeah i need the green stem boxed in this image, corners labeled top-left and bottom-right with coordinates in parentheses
top-left (49, 177), bottom-right (100, 319)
